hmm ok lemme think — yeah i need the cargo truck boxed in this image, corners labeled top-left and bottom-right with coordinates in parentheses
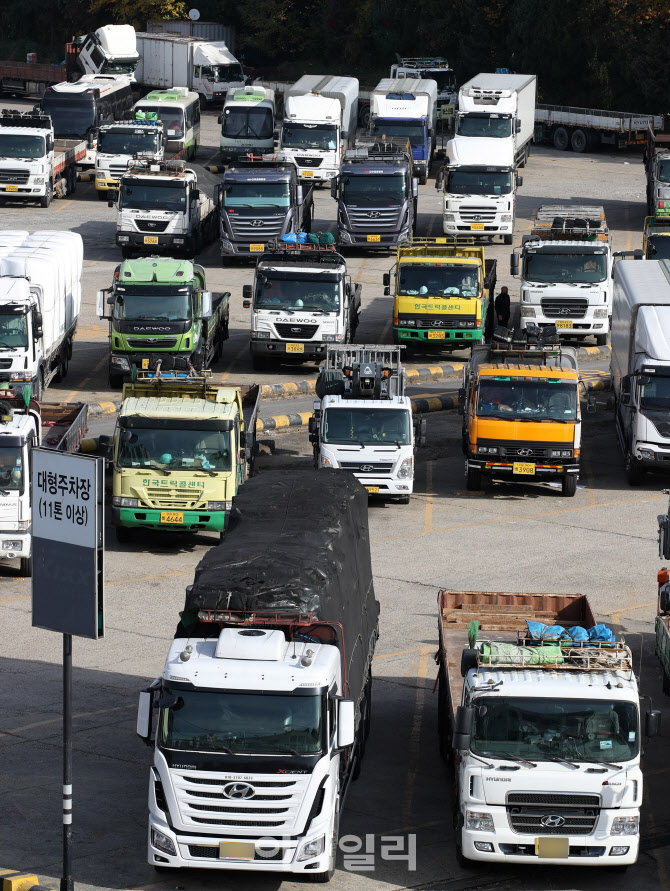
top-left (111, 159), bottom-right (219, 259)
top-left (97, 257), bottom-right (229, 388)
top-left (461, 336), bottom-right (581, 496)
top-left (0, 110), bottom-right (84, 206)
top-left (137, 470), bottom-right (379, 878)
top-left (218, 86), bottom-right (275, 162)
top-left (309, 345), bottom-right (425, 502)
top-left (94, 116), bottom-right (165, 199)
top-left (536, 106), bottom-right (664, 154)
top-left (643, 216), bottom-right (670, 260)
top-left (279, 75), bottom-right (359, 183)
top-left (512, 206), bottom-right (612, 346)
top-left (244, 244), bottom-right (360, 370)
top-left (644, 127), bottom-right (670, 218)
top-left (0, 231), bottom-right (82, 399)
top-left (0, 58), bottom-right (69, 96)
top-left (0, 386), bottom-right (87, 577)
top-left (436, 588), bottom-right (659, 867)
top-left (331, 138), bottom-right (418, 251)
top-left (369, 78), bottom-right (437, 185)
top-left (384, 238), bottom-right (496, 350)
top-left (77, 25), bottom-right (139, 77)
top-left (112, 370), bottom-right (259, 541)
top-left (215, 159), bottom-right (313, 260)
top-left (390, 56), bottom-right (457, 113)
top-left (611, 259), bottom-right (670, 484)
top-left (456, 74), bottom-right (536, 169)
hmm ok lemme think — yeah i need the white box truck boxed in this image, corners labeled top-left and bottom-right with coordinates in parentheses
top-left (135, 33), bottom-right (245, 107)
top-left (611, 259), bottom-right (670, 484)
top-left (369, 78), bottom-right (437, 184)
top-left (279, 75), bottom-right (358, 183)
top-left (456, 73), bottom-right (536, 168)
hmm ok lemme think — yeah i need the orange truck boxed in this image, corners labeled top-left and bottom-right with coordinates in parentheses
top-left (460, 338), bottom-right (581, 496)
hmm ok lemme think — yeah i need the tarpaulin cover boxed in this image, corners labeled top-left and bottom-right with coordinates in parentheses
top-left (183, 469), bottom-right (380, 705)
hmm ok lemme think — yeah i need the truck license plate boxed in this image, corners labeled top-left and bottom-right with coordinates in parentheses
top-left (219, 841), bottom-right (255, 860)
top-left (367, 234), bottom-right (381, 242)
top-left (286, 343), bottom-right (304, 353)
top-left (536, 837), bottom-right (569, 859)
top-left (249, 244), bottom-right (264, 252)
top-left (302, 170), bottom-right (314, 177)
top-left (428, 330), bottom-right (446, 339)
top-left (160, 511), bottom-right (183, 524)
top-left (141, 359), bottom-right (149, 369)
top-left (143, 236), bottom-right (158, 245)
top-left (365, 486), bottom-right (380, 493)
top-left (470, 223), bottom-right (485, 230)
top-left (556, 319), bottom-right (572, 329)
top-left (513, 462), bottom-right (535, 475)
top-left (5, 185), bottom-right (18, 192)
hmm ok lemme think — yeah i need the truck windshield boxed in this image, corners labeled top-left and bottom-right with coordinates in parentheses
top-left (0, 447), bottom-right (23, 491)
top-left (639, 374), bottom-right (670, 411)
top-left (647, 236), bottom-right (670, 260)
top-left (477, 378), bottom-right (577, 421)
top-left (657, 159), bottom-right (670, 184)
top-left (471, 696), bottom-right (639, 764)
top-left (136, 107), bottom-right (185, 140)
top-left (112, 287), bottom-right (191, 321)
top-left (159, 689), bottom-right (323, 755)
top-left (323, 408), bottom-right (411, 445)
top-left (371, 121), bottom-right (425, 148)
top-left (40, 96), bottom-right (96, 138)
top-left (0, 313), bottom-right (28, 348)
top-left (222, 106), bottom-right (274, 140)
top-left (342, 174), bottom-right (406, 205)
top-left (255, 277), bottom-right (340, 312)
top-left (425, 71), bottom-right (456, 91)
top-left (282, 123), bottom-right (337, 151)
top-left (446, 169), bottom-right (512, 195)
top-left (207, 65), bottom-right (245, 84)
top-left (119, 181), bottom-right (186, 211)
top-left (457, 115), bottom-right (512, 138)
top-left (97, 129), bottom-right (160, 155)
top-left (118, 427), bottom-right (232, 472)
top-left (224, 182), bottom-right (290, 208)
top-left (523, 252), bottom-right (608, 284)
top-left (0, 134), bottom-right (45, 159)
top-left (398, 264), bottom-right (480, 297)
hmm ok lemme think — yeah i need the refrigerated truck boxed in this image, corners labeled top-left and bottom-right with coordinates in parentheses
top-left (369, 78), bottom-right (437, 184)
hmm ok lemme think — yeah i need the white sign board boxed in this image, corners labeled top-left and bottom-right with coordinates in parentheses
top-left (33, 450), bottom-right (96, 548)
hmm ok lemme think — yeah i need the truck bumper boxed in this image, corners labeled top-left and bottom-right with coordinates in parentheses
top-left (0, 182), bottom-right (46, 198)
top-left (394, 326), bottom-right (482, 346)
top-left (250, 339), bottom-right (328, 362)
top-left (113, 506), bottom-right (227, 533)
top-left (116, 233), bottom-right (189, 254)
top-left (632, 442), bottom-right (670, 468)
top-left (221, 239), bottom-right (272, 258)
top-left (354, 475), bottom-right (413, 497)
top-left (297, 169), bottom-right (336, 183)
top-left (461, 827), bottom-right (638, 865)
top-left (337, 229), bottom-right (411, 250)
top-left (95, 174), bottom-right (118, 191)
top-left (444, 221), bottom-right (512, 237)
top-left (110, 352), bottom-right (193, 378)
top-left (468, 457), bottom-right (580, 480)
top-left (519, 318), bottom-right (608, 338)
top-left (0, 532), bottom-right (30, 560)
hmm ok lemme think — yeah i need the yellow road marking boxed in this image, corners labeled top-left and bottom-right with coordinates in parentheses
top-left (604, 600), bottom-right (656, 618)
top-left (373, 646), bottom-right (427, 660)
top-left (0, 594), bottom-right (29, 603)
top-left (218, 341), bottom-right (249, 383)
top-left (53, 199), bottom-right (73, 213)
top-left (63, 354), bottom-right (108, 402)
top-left (403, 646), bottom-right (431, 823)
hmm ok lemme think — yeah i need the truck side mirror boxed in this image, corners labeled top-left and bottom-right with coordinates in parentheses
top-left (646, 709), bottom-right (661, 738)
top-left (515, 119), bottom-right (521, 133)
top-left (382, 273), bottom-right (390, 288)
top-left (200, 291), bottom-right (213, 319)
top-left (32, 309), bottom-right (43, 340)
top-left (217, 113), bottom-right (223, 125)
top-left (517, 175), bottom-right (523, 188)
top-left (453, 704), bottom-right (474, 750)
top-left (458, 387), bottom-right (465, 415)
top-left (330, 178), bottom-right (338, 200)
top-left (86, 127), bottom-right (97, 149)
top-left (214, 183), bottom-right (223, 207)
top-left (510, 252), bottom-right (519, 276)
top-left (191, 188), bottom-right (200, 201)
top-left (412, 177), bottom-right (419, 199)
top-left (96, 290), bottom-right (106, 318)
top-left (337, 699), bottom-right (355, 748)
top-left (107, 190), bottom-right (117, 208)
top-left (137, 691), bottom-right (152, 741)
top-left (242, 285), bottom-right (253, 308)
top-left (621, 375), bottom-right (632, 405)
top-left (308, 432), bottom-right (319, 444)
top-left (428, 128), bottom-right (434, 138)
top-left (308, 416), bottom-right (316, 434)
top-left (47, 138), bottom-right (54, 152)
top-left (436, 169), bottom-right (444, 191)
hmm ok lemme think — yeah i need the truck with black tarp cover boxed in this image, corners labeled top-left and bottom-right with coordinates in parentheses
top-left (137, 470), bottom-right (379, 878)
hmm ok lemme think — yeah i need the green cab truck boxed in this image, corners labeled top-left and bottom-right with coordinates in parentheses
top-left (111, 371), bottom-right (260, 542)
top-left (97, 257), bottom-right (229, 388)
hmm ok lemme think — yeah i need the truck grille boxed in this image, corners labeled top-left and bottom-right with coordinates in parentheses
top-left (126, 338), bottom-right (178, 350)
top-left (135, 219), bottom-right (170, 233)
top-left (506, 792), bottom-right (600, 836)
top-left (297, 156), bottom-right (323, 167)
top-left (0, 359), bottom-right (12, 369)
top-left (398, 315), bottom-right (475, 328)
top-left (142, 489), bottom-right (205, 510)
top-left (478, 441), bottom-right (570, 460)
top-left (187, 844), bottom-right (284, 861)
top-left (458, 205), bottom-right (498, 223)
top-left (340, 462), bottom-right (394, 474)
top-left (109, 164), bottom-right (129, 177)
top-left (347, 207), bottom-right (401, 231)
top-left (0, 168), bottom-right (29, 184)
top-left (229, 215), bottom-right (284, 239)
top-left (172, 770), bottom-right (310, 833)
top-left (540, 298), bottom-right (589, 319)
top-left (274, 323), bottom-right (319, 340)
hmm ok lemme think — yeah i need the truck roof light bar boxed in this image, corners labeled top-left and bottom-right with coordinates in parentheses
top-left (125, 158), bottom-right (186, 175)
top-left (0, 109), bottom-right (52, 129)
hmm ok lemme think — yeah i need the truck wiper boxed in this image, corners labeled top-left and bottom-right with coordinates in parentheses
top-left (536, 753), bottom-right (579, 769)
top-left (150, 463), bottom-right (171, 476)
top-left (576, 756), bottom-right (622, 770)
top-left (468, 752), bottom-right (494, 768)
top-left (265, 745), bottom-right (301, 755)
top-left (491, 752), bottom-right (537, 768)
top-left (195, 468), bottom-right (217, 477)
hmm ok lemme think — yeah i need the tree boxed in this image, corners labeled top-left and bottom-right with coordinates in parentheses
top-left (88, 0), bottom-right (187, 29)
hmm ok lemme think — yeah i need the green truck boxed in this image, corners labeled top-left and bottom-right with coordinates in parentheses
top-left (96, 257), bottom-right (229, 388)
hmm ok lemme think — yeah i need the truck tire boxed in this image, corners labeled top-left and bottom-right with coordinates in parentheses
top-left (571, 128), bottom-right (588, 153)
top-left (68, 166), bottom-right (77, 195)
top-left (39, 180), bottom-right (53, 208)
top-left (595, 333), bottom-right (608, 346)
top-left (438, 670), bottom-right (451, 762)
top-left (466, 463), bottom-right (481, 491)
top-left (397, 494), bottom-right (410, 504)
top-left (663, 671), bottom-right (670, 697)
top-left (561, 474), bottom-right (577, 497)
top-left (553, 127), bottom-right (569, 151)
top-left (503, 233), bottom-right (514, 245)
top-left (34, 370), bottom-right (44, 401)
top-left (359, 105), bottom-right (370, 129)
top-left (19, 554), bottom-right (32, 578)
top-left (109, 372), bottom-right (124, 390)
top-left (198, 94), bottom-right (208, 111)
top-left (303, 208), bottom-right (312, 233)
top-left (121, 247), bottom-right (133, 259)
top-left (625, 452), bottom-right (643, 486)
top-left (54, 354), bottom-right (68, 382)
top-left (419, 172), bottom-right (427, 186)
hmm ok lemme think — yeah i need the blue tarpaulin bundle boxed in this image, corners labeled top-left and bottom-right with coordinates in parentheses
top-left (526, 620), bottom-right (615, 647)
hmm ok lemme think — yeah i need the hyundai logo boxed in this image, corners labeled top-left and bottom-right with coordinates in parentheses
top-left (540, 815), bottom-right (566, 828)
top-left (559, 308), bottom-right (571, 315)
top-left (222, 782), bottom-right (255, 800)
top-left (432, 320), bottom-right (444, 327)
top-left (250, 220), bottom-right (264, 227)
top-left (472, 215), bottom-right (482, 221)
top-left (517, 448), bottom-right (533, 457)
top-left (367, 211), bottom-right (382, 218)
top-left (360, 465), bottom-right (373, 472)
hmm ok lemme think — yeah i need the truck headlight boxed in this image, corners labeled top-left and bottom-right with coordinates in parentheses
top-left (501, 214), bottom-right (512, 221)
top-left (254, 331), bottom-right (271, 340)
top-left (117, 235), bottom-right (129, 243)
top-left (11, 373), bottom-right (32, 381)
top-left (323, 334), bottom-right (336, 342)
top-left (95, 172), bottom-right (105, 180)
top-left (112, 497), bottom-right (139, 507)
top-left (297, 836), bottom-right (325, 861)
top-left (404, 319), bottom-right (416, 327)
top-left (444, 213), bottom-right (455, 221)
top-left (207, 501), bottom-right (232, 511)
top-left (151, 828), bottom-right (176, 855)
top-left (17, 521), bottom-right (31, 531)
top-left (33, 176), bottom-right (44, 185)
top-left (466, 811), bottom-right (495, 832)
top-left (478, 446), bottom-right (498, 455)
top-left (111, 356), bottom-right (131, 370)
top-left (612, 816), bottom-right (639, 835)
top-left (2, 541), bottom-right (22, 550)
top-left (520, 307), bottom-right (536, 318)
top-left (397, 458), bottom-right (413, 479)
top-left (593, 308), bottom-right (608, 318)
top-left (638, 448), bottom-right (654, 460)
top-left (173, 238), bottom-right (184, 245)
top-left (321, 456), bottom-right (335, 468)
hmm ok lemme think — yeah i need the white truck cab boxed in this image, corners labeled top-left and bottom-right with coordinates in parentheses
top-left (94, 118), bottom-right (165, 197)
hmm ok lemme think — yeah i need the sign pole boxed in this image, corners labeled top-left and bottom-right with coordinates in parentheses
top-left (62, 632), bottom-right (73, 891)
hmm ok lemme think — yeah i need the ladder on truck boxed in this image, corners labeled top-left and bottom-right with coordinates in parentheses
top-left (322, 344), bottom-right (406, 399)
top-left (528, 205), bottom-right (609, 242)
top-left (471, 338), bottom-right (579, 372)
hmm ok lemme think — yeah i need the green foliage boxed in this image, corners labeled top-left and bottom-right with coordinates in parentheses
top-left (89, 0), bottom-right (188, 28)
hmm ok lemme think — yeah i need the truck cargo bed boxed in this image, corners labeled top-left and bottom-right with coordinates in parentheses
top-left (40, 402), bottom-right (88, 451)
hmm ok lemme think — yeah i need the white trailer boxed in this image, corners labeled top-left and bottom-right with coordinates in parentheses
top-left (135, 33), bottom-right (245, 107)
top-left (279, 75), bottom-right (359, 183)
top-left (370, 78), bottom-right (438, 184)
top-left (457, 73), bottom-right (536, 168)
top-left (536, 105), bottom-right (664, 153)
top-left (611, 259), bottom-right (670, 484)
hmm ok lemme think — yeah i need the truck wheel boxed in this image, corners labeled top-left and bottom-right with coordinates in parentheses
top-left (466, 464), bottom-right (481, 491)
top-left (503, 233), bottom-right (514, 245)
top-left (121, 247), bottom-right (133, 259)
top-left (595, 333), bottom-right (608, 346)
top-left (19, 554), bottom-right (33, 578)
top-left (364, 673), bottom-right (372, 739)
top-left (397, 495), bottom-right (410, 504)
top-left (438, 670), bottom-right (451, 762)
top-left (553, 127), bottom-right (569, 151)
top-left (663, 671), bottom-right (670, 697)
top-left (39, 180), bottom-right (53, 208)
top-left (68, 167), bottom-right (77, 195)
top-left (561, 474), bottom-right (577, 497)
top-left (359, 106), bottom-right (370, 129)
top-left (97, 190), bottom-right (108, 201)
top-left (34, 371), bottom-right (44, 401)
top-left (109, 372), bottom-right (124, 390)
top-left (625, 452), bottom-right (643, 486)
top-left (115, 525), bottom-right (132, 543)
top-left (54, 354), bottom-right (68, 382)
top-left (571, 128), bottom-right (588, 153)
top-left (419, 172), bottom-right (427, 186)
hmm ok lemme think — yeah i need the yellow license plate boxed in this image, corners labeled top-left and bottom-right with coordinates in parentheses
top-left (365, 486), bottom-right (379, 493)
top-left (286, 343), bottom-right (304, 353)
top-left (5, 185), bottom-right (18, 192)
top-left (160, 511), bottom-right (183, 524)
top-left (470, 223), bottom-right (485, 230)
top-left (536, 837), bottom-right (569, 859)
top-left (302, 170), bottom-right (314, 177)
top-left (367, 234), bottom-right (381, 242)
top-left (513, 462), bottom-right (535, 475)
top-left (556, 319), bottom-right (572, 329)
top-left (143, 236), bottom-right (158, 244)
top-left (219, 841), bottom-right (256, 861)
top-left (428, 330), bottom-right (446, 339)
top-left (435, 237), bottom-right (447, 243)
top-left (141, 359), bottom-right (149, 369)
top-left (249, 243), bottom-right (264, 252)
